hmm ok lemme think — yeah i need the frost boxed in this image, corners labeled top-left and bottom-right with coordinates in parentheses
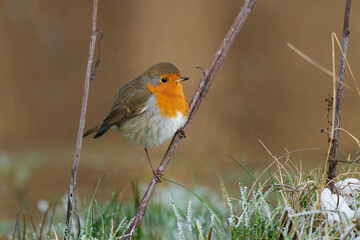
top-left (172, 202), bottom-right (184, 239)
top-left (196, 219), bottom-right (203, 237)
top-left (210, 212), bottom-right (216, 228)
top-left (226, 195), bottom-right (235, 226)
top-left (186, 201), bottom-right (192, 236)
top-left (321, 187), bottom-right (356, 226)
top-left (336, 178), bottom-right (360, 196)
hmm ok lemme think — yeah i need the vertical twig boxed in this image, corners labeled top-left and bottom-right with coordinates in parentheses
top-left (327, 0), bottom-right (351, 189)
top-left (64, 0), bottom-right (99, 238)
top-left (121, 0), bottom-right (258, 238)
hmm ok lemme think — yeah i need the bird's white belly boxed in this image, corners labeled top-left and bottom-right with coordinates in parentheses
top-left (117, 95), bottom-right (187, 148)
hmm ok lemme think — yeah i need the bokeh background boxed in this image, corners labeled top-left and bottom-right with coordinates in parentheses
top-left (1, 0), bottom-right (360, 231)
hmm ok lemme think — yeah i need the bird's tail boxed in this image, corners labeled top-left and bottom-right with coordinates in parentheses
top-left (83, 123), bottom-right (112, 138)
top-left (83, 125), bottom-right (100, 137)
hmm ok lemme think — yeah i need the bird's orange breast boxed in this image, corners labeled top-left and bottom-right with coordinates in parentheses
top-left (146, 82), bottom-right (189, 118)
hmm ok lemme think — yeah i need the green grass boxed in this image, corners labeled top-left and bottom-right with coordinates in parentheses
top-left (8, 152), bottom-right (360, 240)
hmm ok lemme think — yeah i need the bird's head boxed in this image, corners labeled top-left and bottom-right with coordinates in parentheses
top-left (142, 62), bottom-right (189, 95)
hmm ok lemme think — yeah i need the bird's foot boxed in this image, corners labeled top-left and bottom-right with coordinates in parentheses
top-left (177, 129), bottom-right (186, 139)
top-left (152, 169), bottom-right (164, 183)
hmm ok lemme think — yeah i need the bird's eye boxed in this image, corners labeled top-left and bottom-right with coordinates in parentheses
top-left (161, 78), bottom-right (168, 83)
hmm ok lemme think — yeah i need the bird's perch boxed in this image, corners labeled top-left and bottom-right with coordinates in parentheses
top-left (64, 0), bottom-right (99, 238)
top-left (121, 0), bottom-right (258, 238)
top-left (327, 0), bottom-right (351, 189)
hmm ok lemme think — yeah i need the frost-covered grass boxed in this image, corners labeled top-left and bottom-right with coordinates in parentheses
top-left (9, 152), bottom-right (360, 240)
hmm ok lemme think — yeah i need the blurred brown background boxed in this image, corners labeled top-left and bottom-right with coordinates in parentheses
top-left (0, 0), bottom-right (360, 227)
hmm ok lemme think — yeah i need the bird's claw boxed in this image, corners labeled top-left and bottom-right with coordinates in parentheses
top-left (177, 129), bottom-right (186, 139)
top-left (153, 170), bottom-right (164, 183)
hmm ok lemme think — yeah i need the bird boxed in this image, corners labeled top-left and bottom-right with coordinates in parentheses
top-left (83, 62), bottom-right (189, 182)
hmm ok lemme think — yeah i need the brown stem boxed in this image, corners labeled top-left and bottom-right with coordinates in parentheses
top-left (327, 0), bottom-right (351, 189)
top-left (121, 0), bottom-right (258, 238)
top-left (64, 0), bottom-right (99, 238)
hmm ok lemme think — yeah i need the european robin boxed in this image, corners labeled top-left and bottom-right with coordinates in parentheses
top-left (84, 62), bottom-right (189, 182)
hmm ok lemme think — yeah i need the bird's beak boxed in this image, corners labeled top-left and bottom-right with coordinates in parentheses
top-left (176, 77), bottom-right (189, 82)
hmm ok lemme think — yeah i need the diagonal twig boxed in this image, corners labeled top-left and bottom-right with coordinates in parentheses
top-left (64, 0), bottom-right (100, 238)
top-left (331, 33), bottom-right (360, 96)
top-left (11, 214), bottom-right (19, 240)
top-left (46, 203), bottom-right (56, 240)
top-left (121, 0), bottom-right (259, 238)
top-left (286, 42), bottom-right (352, 90)
top-left (38, 204), bottom-right (51, 240)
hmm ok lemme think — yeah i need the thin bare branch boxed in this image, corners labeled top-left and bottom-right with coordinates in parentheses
top-left (121, 0), bottom-right (259, 238)
top-left (327, 0), bottom-right (352, 189)
top-left (64, 0), bottom-right (99, 238)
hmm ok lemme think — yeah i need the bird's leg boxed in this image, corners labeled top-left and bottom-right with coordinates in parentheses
top-left (144, 148), bottom-right (162, 182)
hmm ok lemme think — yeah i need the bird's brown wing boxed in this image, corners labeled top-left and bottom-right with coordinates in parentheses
top-left (84, 88), bottom-right (151, 138)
